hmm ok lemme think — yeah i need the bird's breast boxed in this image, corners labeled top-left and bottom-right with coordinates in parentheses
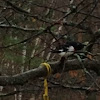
top-left (59, 51), bottom-right (74, 57)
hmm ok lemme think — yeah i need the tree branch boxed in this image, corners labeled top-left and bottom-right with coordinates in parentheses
top-left (0, 24), bottom-right (39, 32)
top-left (0, 58), bottom-right (99, 86)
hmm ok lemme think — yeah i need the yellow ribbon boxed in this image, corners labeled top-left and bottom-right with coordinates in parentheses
top-left (41, 63), bottom-right (51, 100)
top-left (43, 79), bottom-right (49, 100)
top-left (41, 63), bottom-right (51, 76)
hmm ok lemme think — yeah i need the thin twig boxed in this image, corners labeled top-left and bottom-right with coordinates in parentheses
top-left (75, 54), bottom-right (100, 90)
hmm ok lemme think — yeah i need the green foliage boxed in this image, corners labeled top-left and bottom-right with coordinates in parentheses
top-left (3, 35), bottom-right (25, 63)
top-left (30, 57), bottom-right (44, 68)
top-left (4, 51), bottom-right (23, 64)
top-left (51, 26), bottom-right (57, 32)
top-left (4, 36), bottom-right (21, 45)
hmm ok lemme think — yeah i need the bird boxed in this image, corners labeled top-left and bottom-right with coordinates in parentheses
top-left (51, 41), bottom-right (88, 79)
top-left (51, 41), bottom-right (86, 57)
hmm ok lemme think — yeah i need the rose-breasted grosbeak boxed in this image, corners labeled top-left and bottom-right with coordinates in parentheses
top-left (51, 41), bottom-right (86, 57)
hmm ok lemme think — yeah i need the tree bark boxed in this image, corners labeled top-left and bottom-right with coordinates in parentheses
top-left (0, 58), bottom-right (99, 86)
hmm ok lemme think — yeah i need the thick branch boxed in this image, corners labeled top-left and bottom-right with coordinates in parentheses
top-left (0, 59), bottom-right (99, 86)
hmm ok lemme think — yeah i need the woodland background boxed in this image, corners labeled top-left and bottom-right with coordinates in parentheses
top-left (0, 0), bottom-right (100, 100)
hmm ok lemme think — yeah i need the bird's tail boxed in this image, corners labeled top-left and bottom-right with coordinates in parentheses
top-left (50, 49), bottom-right (61, 53)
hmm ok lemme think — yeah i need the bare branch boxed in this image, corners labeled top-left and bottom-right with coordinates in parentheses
top-left (3, 0), bottom-right (51, 24)
top-left (0, 59), bottom-right (99, 86)
top-left (0, 24), bottom-right (39, 32)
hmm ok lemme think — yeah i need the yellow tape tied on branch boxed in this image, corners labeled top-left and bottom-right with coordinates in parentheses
top-left (41, 63), bottom-right (51, 100)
